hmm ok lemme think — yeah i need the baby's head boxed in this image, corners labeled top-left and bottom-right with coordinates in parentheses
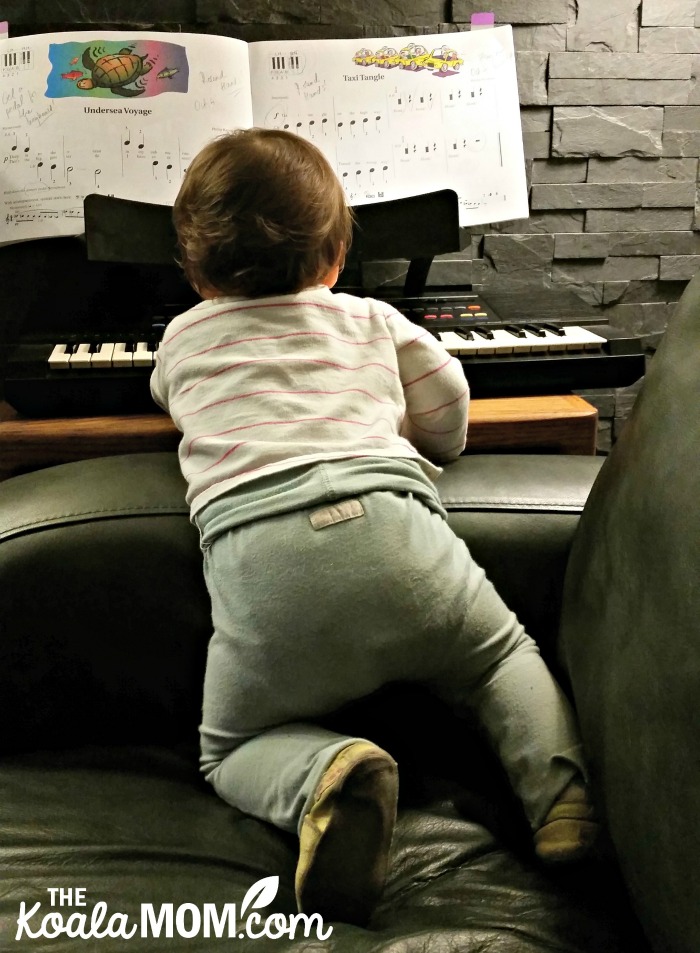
top-left (173, 127), bottom-right (353, 298)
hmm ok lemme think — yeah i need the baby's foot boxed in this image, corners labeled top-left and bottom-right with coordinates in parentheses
top-left (533, 778), bottom-right (600, 864)
top-left (295, 741), bottom-right (398, 926)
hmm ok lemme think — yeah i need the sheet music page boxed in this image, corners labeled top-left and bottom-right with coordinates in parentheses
top-left (248, 26), bottom-right (528, 227)
top-left (0, 31), bottom-right (253, 243)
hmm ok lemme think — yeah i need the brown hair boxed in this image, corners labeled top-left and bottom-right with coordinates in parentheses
top-left (173, 128), bottom-right (353, 298)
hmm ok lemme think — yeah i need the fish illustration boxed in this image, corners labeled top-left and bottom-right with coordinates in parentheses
top-left (61, 70), bottom-right (84, 80)
top-left (70, 56), bottom-right (79, 64)
top-left (157, 67), bottom-right (179, 79)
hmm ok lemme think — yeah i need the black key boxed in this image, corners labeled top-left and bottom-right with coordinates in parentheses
top-left (543, 323), bottom-right (566, 336)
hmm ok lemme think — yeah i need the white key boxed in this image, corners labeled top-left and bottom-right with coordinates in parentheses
top-left (90, 342), bottom-right (115, 368)
top-left (133, 341), bottom-right (155, 367)
top-left (536, 328), bottom-right (568, 352)
top-left (500, 328), bottom-right (532, 353)
top-left (560, 326), bottom-right (607, 351)
top-left (48, 343), bottom-right (72, 369)
top-left (468, 330), bottom-right (497, 355)
top-left (439, 330), bottom-right (494, 356)
top-left (69, 342), bottom-right (93, 368)
top-left (111, 342), bottom-right (133, 368)
top-left (520, 329), bottom-right (550, 353)
top-left (437, 330), bottom-right (471, 354)
top-left (489, 329), bottom-right (519, 354)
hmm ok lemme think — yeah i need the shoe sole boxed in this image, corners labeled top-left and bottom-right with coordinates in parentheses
top-left (296, 744), bottom-right (398, 926)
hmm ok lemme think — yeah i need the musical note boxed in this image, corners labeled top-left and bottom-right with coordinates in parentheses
top-left (94, 168), bottom-right (102, 187)
top-left (123, 128), bottom-right (131, 146)
top-left (137, 131), bottom-right (145, 150)
top-left (65, 165), bottom-right (73, 184)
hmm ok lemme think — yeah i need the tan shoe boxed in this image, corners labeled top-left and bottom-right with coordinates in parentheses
top-left (295, 741), bottom-right (398, 926)
top-left (534, 779), bottom-right (600, 864)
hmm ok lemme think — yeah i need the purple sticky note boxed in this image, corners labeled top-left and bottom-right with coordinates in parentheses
top-left (471, 12), bottom-right (495, 29)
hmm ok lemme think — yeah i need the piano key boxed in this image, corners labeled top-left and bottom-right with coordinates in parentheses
top-left (111, 342), bottom-right (134, 368)
top-left (48, 343), bottom-right (72, 370)
top-left (520, 329), bottom-right (550, 353)
top-left (535, 329), bottom-right (569, 352)
top-left (438, 330), bottom-right (495, 356)
top-left (561, 326), bottom-right (608, 351)
top-left (69, 342), bottom-right (93, 368)
top-left (133, 341), bottom-right (156, 367)
top-left (90, 342), bottom-right (115, 368)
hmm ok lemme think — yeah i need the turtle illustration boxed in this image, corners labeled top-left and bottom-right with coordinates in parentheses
top-left (76, 46), bottom-right (152, 97)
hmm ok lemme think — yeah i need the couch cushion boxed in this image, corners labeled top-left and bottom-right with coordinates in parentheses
top-left (0, 743), bottom-right (649, 951)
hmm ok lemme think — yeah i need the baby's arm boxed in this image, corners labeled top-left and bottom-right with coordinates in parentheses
top-left (389, 312), bottom-right (469, 463)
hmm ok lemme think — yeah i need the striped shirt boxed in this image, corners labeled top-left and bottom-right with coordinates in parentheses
top-left (150, 285), bottom-right (469, 515)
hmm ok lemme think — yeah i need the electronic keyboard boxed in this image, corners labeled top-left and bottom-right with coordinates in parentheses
top-left (3, 295), bottom-right (645, 417)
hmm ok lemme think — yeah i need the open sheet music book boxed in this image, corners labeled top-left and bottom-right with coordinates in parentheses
top-left (0, 27), bottom-right (528, 244)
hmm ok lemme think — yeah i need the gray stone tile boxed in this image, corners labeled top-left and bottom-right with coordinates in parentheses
top-left (531, 183), bottom-right (644, 208)
top-left (548, 79), bottom-right (689, 106)
top-left (512, 24), bottom-right (567, 51)
top-left (452, 0), bottom-right (570, 25)
top-left (658, 254), bottom-right (700, 278)
top-left (642, 182), bottom-right (697, 205)
top-left (552, 107), bottom-right (664, 157)
top-left (515, 52), bottom-right (548, 106)
top-left (587, 208), bottom-right (695, 230)
top-left (549, 52), bottom-right (691, 78)
top-left (586, 156), bottom-right (698, 181)
top-left (640, 27), bottom-right (700, 53)
top-left (531, 159), bottom-right (588, 182)
top-left (567, 0), bottom-right (640, 52)
top-left (641, 0), bottom-right (698, 27)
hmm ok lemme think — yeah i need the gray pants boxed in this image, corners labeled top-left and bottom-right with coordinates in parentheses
top-left (198, 490), bottom-right (584, 835)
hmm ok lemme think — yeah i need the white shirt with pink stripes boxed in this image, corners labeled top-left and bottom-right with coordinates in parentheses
top-left (150, 285), bottom-right (470, 515)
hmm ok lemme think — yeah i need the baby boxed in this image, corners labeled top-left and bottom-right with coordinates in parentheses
top-left (151, 127), bottom-right (598, 927)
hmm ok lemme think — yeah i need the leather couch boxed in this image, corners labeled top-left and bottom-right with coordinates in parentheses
top-left (2, 272), bottom-right (699, 951)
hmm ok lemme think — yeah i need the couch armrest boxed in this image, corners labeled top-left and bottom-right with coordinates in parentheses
top-left (439, 454), bottom-right (603, 670)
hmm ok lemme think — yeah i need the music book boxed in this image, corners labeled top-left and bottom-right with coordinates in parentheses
top-left (0, 27), bottom-right (528, 244)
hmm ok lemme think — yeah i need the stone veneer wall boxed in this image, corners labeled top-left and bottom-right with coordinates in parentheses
top-left (8, 0), bottom-right (700, 448)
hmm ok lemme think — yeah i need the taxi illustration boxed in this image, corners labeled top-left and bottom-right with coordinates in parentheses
top-left (398, 43), bottom-right (428, 70)
top-left (353, 48), bottom-right (376, 66)
top-left (374, 46), bottom-right (400, 68)
top-left (415, 46), bottom-right (463, 73)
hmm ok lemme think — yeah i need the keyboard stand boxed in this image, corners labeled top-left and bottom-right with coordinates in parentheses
top-left (0, 396), bottom-right (598, 483)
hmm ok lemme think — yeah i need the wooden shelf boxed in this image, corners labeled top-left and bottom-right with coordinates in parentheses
top-left (0, 394), bottom-right (597, 482)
